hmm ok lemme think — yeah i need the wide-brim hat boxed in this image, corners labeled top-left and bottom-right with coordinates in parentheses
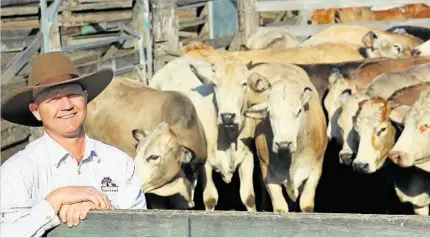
top-left (1, 51), bottom-right (114, 127)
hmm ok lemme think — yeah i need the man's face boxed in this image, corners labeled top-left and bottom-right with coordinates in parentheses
top-left (29, 76), bottom-right (88, 138)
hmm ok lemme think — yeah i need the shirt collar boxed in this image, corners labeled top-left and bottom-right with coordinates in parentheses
top-left (42, 132), bottom-right (98, 168)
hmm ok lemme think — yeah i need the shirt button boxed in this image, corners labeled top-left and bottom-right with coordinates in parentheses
top-left (78, 170), bottom-right (81, 174)
top-left (46, 215), bottom-right (52, 220)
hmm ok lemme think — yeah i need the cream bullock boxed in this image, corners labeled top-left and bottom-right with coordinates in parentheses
top-left (84, 77), bottom-right (207, 209)
top-left (243, 63), bottom-right (327, 213)
top-left (187, 56), bottom-right (258, 212)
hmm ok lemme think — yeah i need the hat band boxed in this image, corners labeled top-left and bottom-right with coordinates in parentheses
top-left (33, 73), bottom-right (80, 86)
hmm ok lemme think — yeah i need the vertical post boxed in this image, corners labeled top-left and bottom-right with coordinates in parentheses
top-left (134, 0), bottom-right (148, 84)
top-left (40, 0), bottom-right (51, 53)
top-left (237, 0), bottom-right (258, 45)
top-left (143, 0), bottom-right (153, 81)
top-left (151, 0), bottom-right (179, 73)
top-left (48, 0), bottom-right (63, 51)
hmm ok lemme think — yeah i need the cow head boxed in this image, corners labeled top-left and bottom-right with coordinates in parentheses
top-left (353, 96), bottom-right (400, 173)
top-left (324, 67), bottom-right (356, 142)
top-left (388, 91), bottom-right (430, 168)
top-left (190, 56), bottom-right (252, 138)
top-left (362, 31), bottom-right (411, 59)
top-left (337, 93), bottom-right (370, 166)
top-left (132, 122), bottom-right (195, 193)
top-left (244, 73), bottom-right (313, 154)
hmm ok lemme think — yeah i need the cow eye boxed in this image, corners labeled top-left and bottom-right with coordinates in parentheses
top-left (393, 44), bottom-right (401, 53)
top-left (376, 126), bottom-right (387, 136)
top-left (241, 82), bottom-right (247, 87)
top-left (147, 155), bottom-right (160, 161)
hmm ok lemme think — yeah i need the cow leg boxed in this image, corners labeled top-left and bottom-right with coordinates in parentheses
top-left (201, 162), bottom-right (218, 211)
top-left (266, 183), bottom-right (288, 212)
top-left (238, 153), bottom-right (257, 212)
top-left (299, 158), bottom-right (323, 213)
top-left (413, 205), bottom-right (429, 216)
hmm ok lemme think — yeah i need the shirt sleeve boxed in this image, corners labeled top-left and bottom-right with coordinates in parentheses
top-left (116, 155), bottom-right (147, 210)
top-left (0, 155), bottom-right (61, 237)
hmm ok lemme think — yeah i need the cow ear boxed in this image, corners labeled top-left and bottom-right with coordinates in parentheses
top-left (189, 63), bottom-right (215, 85)
top-left (389, 105), bottom-right (411, 125)
top-left (301, 87), bottom-right (313, 106)
top-left (132, 129), bottom-right (150, 142)
top-left (244, 103), bottom-right (269, 119)
top-left (339, 89), bottom-right (352, 104)
top-left (358, 99), bottom-right (369, 109)
top-left (328, 67), bottom-right (344, 85)
top-left (247, 72), bottom-right (271, 93)
top-left (179, 146), bottom-right (196, 164)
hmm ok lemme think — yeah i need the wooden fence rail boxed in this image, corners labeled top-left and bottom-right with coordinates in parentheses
top-left (47, 210), bottom-right (430, 237)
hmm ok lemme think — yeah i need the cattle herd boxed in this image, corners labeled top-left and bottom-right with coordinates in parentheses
top-left (82, 24), bottom-right (430, 216)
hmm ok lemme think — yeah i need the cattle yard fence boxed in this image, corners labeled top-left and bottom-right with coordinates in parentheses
top-left (46, 209), bottom-right (430, 236)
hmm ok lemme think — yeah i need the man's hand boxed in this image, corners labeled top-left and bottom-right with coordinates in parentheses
top-left (45, 186), bottom-right (112, 213)
top-left (59, 202), bottom-right (95, 228)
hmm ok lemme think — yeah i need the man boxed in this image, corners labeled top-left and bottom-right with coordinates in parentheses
top-left (0, 51), bottom-right (147, 237)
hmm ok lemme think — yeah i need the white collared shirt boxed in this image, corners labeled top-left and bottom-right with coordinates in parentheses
top-left (0, 132), bottom-right (146, 237)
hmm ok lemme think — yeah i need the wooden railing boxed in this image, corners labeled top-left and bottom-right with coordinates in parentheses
top-left (46, 210), bottom-right (430, 237)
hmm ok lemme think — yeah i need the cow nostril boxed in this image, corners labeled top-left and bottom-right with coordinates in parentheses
top-left (340, 153), bottom-right (352, 160)
top-left (221, 113), bottom-right (236, 124)
top-left (388, 152), bottom-right (401, 162)
top-left (353, 162), bottom-right (369, 173)
top-left (276, 141), bottom-right (292, 151)
top-left (411, 49), bottom-right (421, 56)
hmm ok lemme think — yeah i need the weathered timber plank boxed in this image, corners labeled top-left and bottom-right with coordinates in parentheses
top-left (180, 15), bottom-right (207, 29)
top-left (59, 11), bottom-right (132, 27)
top-left (1, 120), bottom-right (30, 150)
top-left (0, 18), bottom-right (40, 30)
top-left (1, 33), bottom-right (42, 86)
top-left (1, 0), bottom-right (49, 7)
top-left (237, 0), bottom-right (258, 45)
top-left (152, 0), bottom-right (179, 72)
top-left (46, 210), bottom-right (430, 237)
top-left (255, 0), bottom-right (429, 11)
top-left (1, 76), bottom-right (27, 94)
top-left (47, 210), bottom-right (190, 237)
top-left (0, 4), bottom-right (39, 17)
top-left (264, 18), bottom-right (430, 37)
top-left (62, 1), bottom-right (132, 11)
top-left (1, 34), bottom-right (38, 52)
top-left (1, 140), bottom-right (28, 165)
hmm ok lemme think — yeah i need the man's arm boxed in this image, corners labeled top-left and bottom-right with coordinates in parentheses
top-left (0, 156), bottom-right (61, 237)
top-left (116, 156), bottom-right (147, 209)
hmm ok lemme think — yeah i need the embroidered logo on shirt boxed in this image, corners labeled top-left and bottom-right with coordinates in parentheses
top-left (101, 177), bottom-right (118, 192)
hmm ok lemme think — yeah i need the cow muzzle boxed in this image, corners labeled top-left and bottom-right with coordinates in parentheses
top-left (274, 141), bottom-right (296, 153)
top-left (339, 151), bottom-right (355, 166)
top-left (220, 113), bottom-right (236, 125)
top-left (352, 161), bottom-right (370, 173)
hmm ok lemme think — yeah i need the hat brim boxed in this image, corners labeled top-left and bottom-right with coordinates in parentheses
top-left (1, 67), bottom-right (114, 127)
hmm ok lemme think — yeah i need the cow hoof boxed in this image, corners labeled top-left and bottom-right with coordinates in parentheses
top-left (188, 201), bottom-right (195, 208)
top-left (301, 206), bottom-right (314, 213)
top-left (273, 208), bottom-right (289, 213)
top-left (245, 195), bottom-right (256, 210)
top-left (204, 197), bottom-right (217, 211)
